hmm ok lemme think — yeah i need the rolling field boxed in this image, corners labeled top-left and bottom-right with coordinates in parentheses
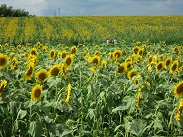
top-left (0, 16), bottom-right (183, 136)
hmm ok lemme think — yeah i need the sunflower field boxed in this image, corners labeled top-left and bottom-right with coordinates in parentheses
top-left (0, 16), bottom-right (183, 137)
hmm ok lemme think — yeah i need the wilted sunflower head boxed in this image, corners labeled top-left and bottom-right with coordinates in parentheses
top-left (0, 54), bottom-right (8, 70)
top-left (30, 48), bottom-right (38, 57)
top-left (35, 69), bottom-right (48, 82)
top-left (116, 63), bottom-right (127, 75)
top-left (174, 81), bottom-right (183, 98)
top-left (90, 55), bottom-right (100, 66)
top-left (127, 68), bottom-right (138, 80)
top-left (165, 57), bottom-right (172, 69)
top-left (49, 64), bottom-right (61, 77)
top-left (64, 55), bottom-right (74, 70)
top-left (170, 60), bottom-right (179, 74)
top-left (156, 61), bottom-right (164, 72)
top-left (31, 84), bottom-right (42, 102)
top-left (70, 46), bottom-right (77, 55)
top-left (49, 49), bottom-right (56, 59)
top-left (113, 50), bottom-right (122, 60)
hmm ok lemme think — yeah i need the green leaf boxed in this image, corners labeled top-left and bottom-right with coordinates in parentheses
top-left (29, 121), bottom-right (42, 137)
top-left (112, 106), bottom-right (128, 113)
top-left (114, 125), bottom-right (123, 132)
top-left (17, 109), bottom-right (27, 119)
top-left (61, 130), bottom-right (72, 137)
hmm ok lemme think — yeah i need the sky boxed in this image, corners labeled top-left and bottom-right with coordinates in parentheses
top-left (0, 0), bottom-right (183, 16)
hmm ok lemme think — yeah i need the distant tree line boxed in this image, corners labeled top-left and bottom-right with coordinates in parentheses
top-left (0, 4), bottom-right (33, 17)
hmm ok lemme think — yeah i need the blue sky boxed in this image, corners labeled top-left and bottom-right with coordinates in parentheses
top-left (0, 0), bottom-right (183, 16)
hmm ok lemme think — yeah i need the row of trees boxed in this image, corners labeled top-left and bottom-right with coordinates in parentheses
top-left (0, 4), bottom-right (33, 17)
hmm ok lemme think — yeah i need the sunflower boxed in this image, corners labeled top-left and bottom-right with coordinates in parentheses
top-left (174, 81), bottom-right (183, 98)
top-left (133, 46), bottom-right (140, 54)
top-left (24, 63), bottom-right (34, 80)
top-left (156, 61), bottom-right (165, 72)
top-left (138, 48), bottom-right (144, 56)
top-left (94, 50), bottom-right (101, 56)
top-left (89, 67), bottom-right (96, 75)
top-left (109, 52), bottom-right (114, 60)
top-left (35, 69), bottom-right (48, 83)
top-left (42, 46), bottom-right (48, 51)
top-left (30, 48), bottom-right (38, 57)
top-left (65, 83), bottom-right (71, 103)
top-left (136, 91), bottom-right (141, 108)
top-left (116, 63), bottom-right (127, 75)
top-left (58, 50), bottom-right (67, 58)
top-left (165, 57), bottom-right (172, 69)
top-left (174, 46), bottom-right (179, 54)
top-left (170, 60), bottom-right (179, 74)
top-left (113, 50), bottom-right (122, 60)
top-left (64, 55), bottom-right (74, 70)
top-left (0, 80), bottom-right (7, 96)
top-left (175, 99), bottom-right (183, 121)
top-left (148, 56), bottom-right (153, 64)
top-left (10, 57), bottom-right (18, 71)
top-left (61, 63), bottom-right (67, 79)
top-left (126, 61), bottom-right (132, 69)
top-left (31, 84), bottom-right (42, 102)
top-left (49, 49), bottom-right (56, 59)
top-left (0, 54), bottom-right (8, 70)
top-left (90, 55), bottom-right (100, 66)
top-left (49, 64), bottom-right (61, 77)
top-left (36, 41), bottom-right (41, 47)
top-left (101, 60), bottom-right (107, 68)
top-left (70, 46), bottom-right (77, 55)
top-left (125, 56), bottom-right (133, 63)
top-left (127, 68), bottom-right (138, 80)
